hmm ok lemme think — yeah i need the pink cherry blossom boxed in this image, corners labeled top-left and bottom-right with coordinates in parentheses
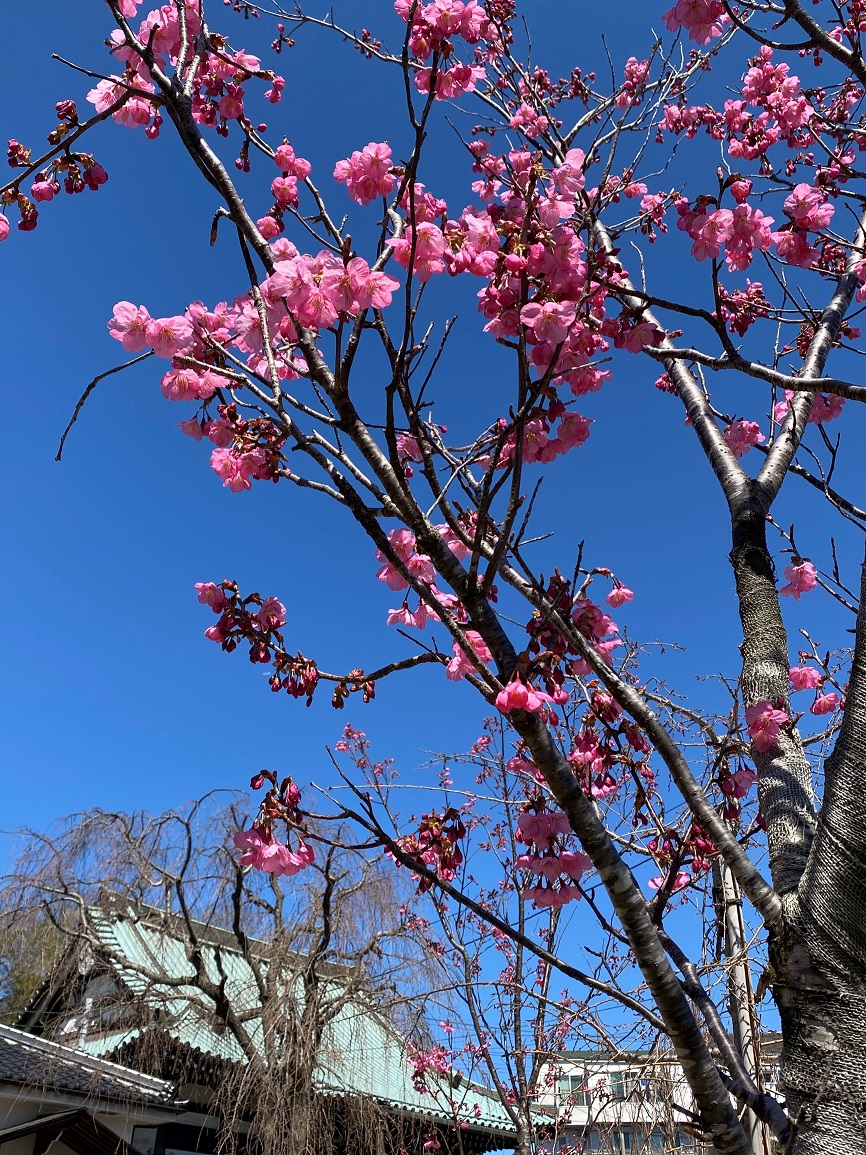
top-left (233, 827), bottom-right (314, 876)
top-left (690, 208), bottom-right (733, 261)
top-left (648, 871), bottom-right (691, 892)
top-left (377, 564), bottom-right (409, 591)
top-left (554, 412), bottom-right (593, 452)
top-left (809, 394), bottom-right (845, 425)
top-left (87, 77), bottom-right (155, 129)
top-left (551, 148), bottom-right (586, 197)
top-left (108, 302), bottom-right (152, 351)
top-left (723, 767), bottom-right (758, 799)
top-left (195, 582), bottom-right (228, 612)
top-left (257, 597), bottom-right (287, 630)
top-left (495, 680), bottom-right (555, 714)
top-left (204, 419), bottom-right (235, 447)
top-left (407, 553), bottom-right (437, 584)
top-left (606, 584), bottom-right (634, 609)
top-left (160, 368), bottom-right (203, 402)
top-left (745, 700), bottom-right (788, 752)
top-left (386, 223), bottom-right (447, 281)
top-left (780, 561), bottom-right (818, 599)
top-left (784, 184), bottom-right (834, 232)
top-left (789, 665), bottom-right (822, 692)
top-left (663, 0), bottom-right (727, 42)
top-left (274, 142), bottom-right (312, 179)
top-left (31, 178), bottom-right (60, 202)
top-left (210, 446), bottom-right (269, 493)
top-left (774, 228), bottom-right (820, 269)
top-left (558, 850), bottom-right (592, 880)
top-left (256, 216), bottom-right (282, 240)
top-left (445, 631), bottom-right (493, 681)
top-left (723, 418), bottom-right (765, 459)
top-left (810, 692), bottom-right (841, 715)
top-left (517, 812), bottom-right (571, 842)
top-left (520, 300), bottom-right (577, 345)
top-left (415, 62), bottom-right (485, 99)
top-left (180, 418), bottom-right (204, 441)
top-left (146, 314), bottom-right (194, 359)
top-left (614, 320), bottom-right (664, 353)
top-left (333, 142), bottom-right (396, 205)
top-left (203, 614), bottom-right (231, 643)
top-left (387, 604), bottom-right (427, 629)
top-left (397, 433), bottom-right (424, 463)
top-left (271, 175), bottom-right (299, 209)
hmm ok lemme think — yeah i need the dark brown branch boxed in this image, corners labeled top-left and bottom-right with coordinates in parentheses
top-left (56, 353), bottom-right (154, 461)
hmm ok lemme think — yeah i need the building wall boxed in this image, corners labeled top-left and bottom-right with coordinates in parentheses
top-left (0, 1084), bottom-right (179, 1155)
top-left (534, 1058), bottom-right (709, 1155)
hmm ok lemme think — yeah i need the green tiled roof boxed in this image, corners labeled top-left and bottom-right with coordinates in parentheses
top-left (78, 908), bottom-right (515, 1138)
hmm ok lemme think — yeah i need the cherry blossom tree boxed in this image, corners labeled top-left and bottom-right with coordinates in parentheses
top-left (5, 0), bottom-right (866, 1151)
top-left (328, 720), bottom-right (726, 1155)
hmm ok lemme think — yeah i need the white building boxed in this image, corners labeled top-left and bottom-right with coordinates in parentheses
top-left (535, 1036), bottom-right (783, 1155)
top-left (535, 1050), bottom-right (713, 1154)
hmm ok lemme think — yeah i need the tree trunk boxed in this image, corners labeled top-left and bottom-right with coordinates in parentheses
top-left (774, 554), bottom-right (866, 1154)
top-left (730, 503), bottom-right (817, 898)
top-left (733, 523), bottom-right (866, 1153)
top-left (772, 922), bottom-right (866, 1154)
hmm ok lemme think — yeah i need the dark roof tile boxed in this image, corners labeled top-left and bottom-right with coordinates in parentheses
top-left (0, 1024), bottom-right (175, 1105)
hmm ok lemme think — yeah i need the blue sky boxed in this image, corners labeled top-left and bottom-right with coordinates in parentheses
top-left (1, 0), bottom-right (863, 865)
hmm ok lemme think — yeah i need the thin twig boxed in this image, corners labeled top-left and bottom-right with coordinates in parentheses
top-left (56, 352), bottom-right (154, 461)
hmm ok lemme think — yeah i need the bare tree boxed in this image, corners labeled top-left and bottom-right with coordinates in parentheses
top-left (2, 796), bottom-right (475, 1155)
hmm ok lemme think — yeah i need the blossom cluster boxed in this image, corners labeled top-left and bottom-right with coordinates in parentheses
top-left (789, 664), bottom-right (842, 715)
top-left (233, 825), bottom-right (314, 877)
top-left (744, 700), bottom-right (789, 752)
top-left (408, 1043), bottom-right (452, 1093)
top-left (233, 768), bottom-right (314, 878)
top-left (88, 1), bottom-right (284, 141)
top-left (515, 809), bottom-right (592, 908)
top-left (3, 102), bottom-right (109, 235)
top-left (774, 391), bottom-right (844, 428)
top-left (647, 822), bottom-right (717, 893)
top-left (662, 0), bottom-right (728, 44)
top-left (722, 418), bottom-right (765, 459)
top-left (395, 0), bottom-right (493, 99)
top-left (392, 807), bottom-right (468, 892)
top-left (779, 560), bottom-right (818, 600)
top-left (196, 580), bottom-right (327, 704)
top-left (378, 524), bottom-right (492, 656)
top-left (333, 141), bottom-right (396, 205)
top-left (107, 214), bottom-right (406, 490)
top-left (492, 574), bottom-right (632, 721)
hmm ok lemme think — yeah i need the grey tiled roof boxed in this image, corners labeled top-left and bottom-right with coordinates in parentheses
top-left (0, 1023), bottom-right (175, 1105)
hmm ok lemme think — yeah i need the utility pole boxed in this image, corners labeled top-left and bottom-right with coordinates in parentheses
top-left (713, 860), bottom-right (774, 1155)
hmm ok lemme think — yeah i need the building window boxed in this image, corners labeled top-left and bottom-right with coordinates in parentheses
top-left (560, 1072), bottom-right (591, 1106)
top-left (132, 1128), bottom-right (157, 1155)
top-left (609, 1071), bottom-right (639, 1100)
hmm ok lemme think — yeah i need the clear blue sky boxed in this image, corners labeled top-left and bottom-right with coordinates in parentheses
top-left (1, 0), bottom-right (862, 850)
